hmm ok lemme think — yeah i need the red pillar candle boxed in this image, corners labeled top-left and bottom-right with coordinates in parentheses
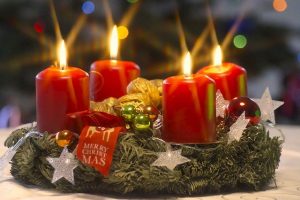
top-left (36, 40), bottom-right (89, 133)
top-left (197, 45), bottom-right (247, 100)
top-left (90, 25), bottom-right (140, 101)
top-left (162, 52), bottom-right (216, 144)
top-left (90, 60), bottom-right (140, 101)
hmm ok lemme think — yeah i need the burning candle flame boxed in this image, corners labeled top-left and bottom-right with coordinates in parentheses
top-left (57, 40), bottom-right (67, 70)
top-left (183, 52), bottom-right (192, 77)
top-left (213, 45), bottom-right (222, 66)
top-left (110, 25), bottom-right (119, 59)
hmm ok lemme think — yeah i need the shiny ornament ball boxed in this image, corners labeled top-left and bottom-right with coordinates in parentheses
top-left (133, 114), bottom-right (151, 131)
top-left (225, 96), bottom-right (261, 125)
top-left (55, 130), bottom-right (74, 147)
top-left (141, 105), bottom-right (160, 122)
top-left (121, 105), bottom-right (137, 122)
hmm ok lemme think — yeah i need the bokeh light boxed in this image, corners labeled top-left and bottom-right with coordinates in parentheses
top-left (33, 21), bottom-right (45, 33)
top-left (117, 26), bottom-right (129, 40)
top-left (233, 34), bottom-right (247, 49)
top-left (82, 1), bottom-right (95, 15)
top-left (127, 0), bottom-right (139, 3)
top-left (297, 53), bottom-right (300, 63)
top-left (273, 0), bottom-right (288, 13)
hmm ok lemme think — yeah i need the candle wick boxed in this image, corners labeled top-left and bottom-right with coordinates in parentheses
top-left (111, 58), bottom-right (118, 64)
top-left (215, 64), bottom-right (222, 72)
top-left (184, 74), bottom-right (192, 79)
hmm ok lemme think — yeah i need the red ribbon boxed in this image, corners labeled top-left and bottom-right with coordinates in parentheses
top-left (66, 110), bottom-right (125, 134)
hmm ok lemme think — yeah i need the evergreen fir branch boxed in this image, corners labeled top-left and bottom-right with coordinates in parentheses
top-left (4, 121), bottom-right (283, 196)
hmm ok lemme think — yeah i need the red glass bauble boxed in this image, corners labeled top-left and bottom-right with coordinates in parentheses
top-left (225, 96), bottom-right (261, 125)
top-left (141, 105), bottom-right (160, 122)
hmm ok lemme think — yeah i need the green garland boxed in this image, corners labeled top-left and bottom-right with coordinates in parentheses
top-left (4, 122), bottom-right (282, 196)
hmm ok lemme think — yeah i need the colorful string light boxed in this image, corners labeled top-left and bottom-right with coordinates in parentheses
top-left (117, 26), bottom-right (129, 39)
top-left (273, 0), bottom-right (288, 13)
top-left (233, 34), bottom-right (247, 49)
top-left (82, 1), bottom-right (95, 15)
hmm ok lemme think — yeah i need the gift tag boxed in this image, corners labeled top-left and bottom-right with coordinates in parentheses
top-left (76, 126), bottom-right (122, 176)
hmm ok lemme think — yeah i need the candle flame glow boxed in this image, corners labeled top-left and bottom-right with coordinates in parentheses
top-left (182, 52), bottom-right (192, 76)
top-left (213, 45), bottom-right (222, 66)
top-left (58, 40), bottom-right (67, 70)
top-left (110, 25), bottom-right (119, 59)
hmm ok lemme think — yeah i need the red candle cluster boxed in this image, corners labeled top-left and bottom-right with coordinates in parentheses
top-left (162, 47), bottom-right (248, 144)
top-left (36, 25), bottom-right (141, 134)
top-left (35, 28), bottom-right (247, 146)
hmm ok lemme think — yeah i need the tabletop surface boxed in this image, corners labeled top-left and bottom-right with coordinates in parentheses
top-left (0, 125), bottom-right (299, 200)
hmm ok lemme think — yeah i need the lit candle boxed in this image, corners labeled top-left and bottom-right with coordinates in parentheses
top-left (36, 40), bottom-right (89, 133)
top-left (162, 52), bottom-right (216, 144)
top-left (197, 45), bottom-right (247, 100)
top-left (90, 25), bottom-right (140, 102)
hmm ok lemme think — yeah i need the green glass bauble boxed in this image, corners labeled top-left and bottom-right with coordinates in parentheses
top-left (121, 105), bottom-right (137, 122)
top-left (133, 114), bottom-right (151, 131)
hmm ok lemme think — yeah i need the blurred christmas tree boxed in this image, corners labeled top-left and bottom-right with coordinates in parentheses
top-left (0, 0), bottom-right (297, 125)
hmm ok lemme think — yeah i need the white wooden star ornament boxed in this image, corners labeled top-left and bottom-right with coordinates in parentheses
top-left (228, 112), bottom-right (250, 143)
top-left (253, 87), bottom-right (284, 124)
top-left (46, 147), bottom-right (78, 185)
top-left (151, 144), bottom-right (190, 170)
top-left (216, 90), bottom-right (229, 118)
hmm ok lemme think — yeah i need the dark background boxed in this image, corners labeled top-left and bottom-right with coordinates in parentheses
top-left (0, 0), bottom-right (299, 127)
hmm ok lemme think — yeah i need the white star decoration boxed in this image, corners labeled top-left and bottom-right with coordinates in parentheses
top-left (228, 112), bottom-right (250, 143)
top-left (216, 90), bottom-right (229, 118)
top-left (253, 87), bottom-right (284, 124)
top-left (151, 148), bottom-right (190, 170)
top-left (46, 147), bottom-right (78, 185)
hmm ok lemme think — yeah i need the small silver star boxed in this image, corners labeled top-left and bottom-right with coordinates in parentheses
top-left (216, 90), bottom-right (229, 118)
top-left (151, 149), bottom-right (190, 170)
top-left (253, 87), bottom-right (284, 124)
top-left (228, 112), bottom-right (250, 143)
top-left (46, 147), bottom-right (78, 185)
